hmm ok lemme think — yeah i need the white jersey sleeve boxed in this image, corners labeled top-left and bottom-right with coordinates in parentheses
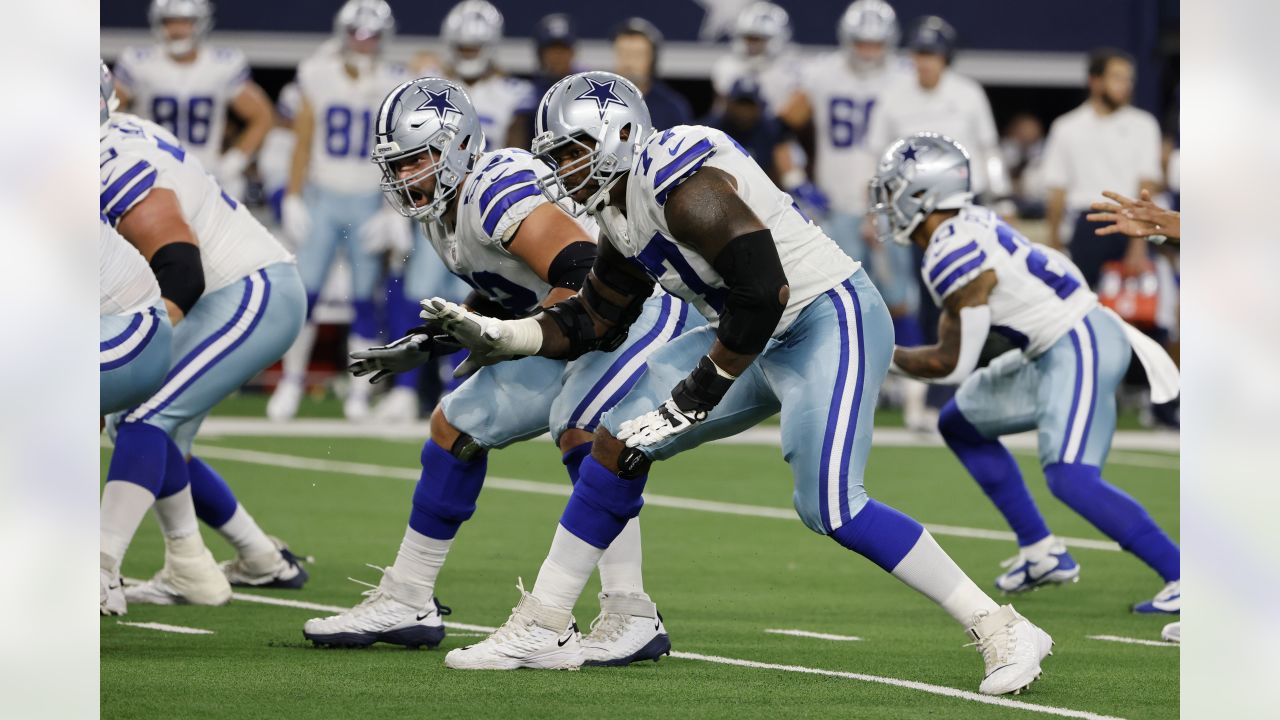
top-left (100, 213), bottom-right (161, 316)
top-left (458, 148), bottom-right (551, 245)
top-left (920, 215), bottom-right (998, 303)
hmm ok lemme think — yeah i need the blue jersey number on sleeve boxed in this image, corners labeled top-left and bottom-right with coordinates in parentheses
top-left (995, 223), bottom-right (1081, 299)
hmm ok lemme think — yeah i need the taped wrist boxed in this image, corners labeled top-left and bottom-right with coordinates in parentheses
top-left (671, 356), bottom-right (736, 415)
top-left (541, 296), bottom-right (601, 359)
top-left (150, 242), bottom-right (205, 314)
top-left (711, 229), bottom-right (788, 354)
top-left (546, 241), bottom-right (597, 290)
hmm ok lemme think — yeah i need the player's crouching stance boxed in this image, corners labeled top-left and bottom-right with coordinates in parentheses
top-left (302, 78), bottom-right (688, 664)
top-left (876, 134), bottom-right (1181, 610)
top-left (423, 72), bottom-right (1052, 694)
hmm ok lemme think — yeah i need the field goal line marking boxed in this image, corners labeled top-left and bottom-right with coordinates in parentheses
top-left (117, 621), bottom-right (214, 635)
top-left (1087, 634), bottom-right (1178, 648)
top-left (206, 591), bottom-right (1123, 720)
top-left (765, 628), bottom-right (863, 641)
top-left (188, 443), bottom-right (1124, 553)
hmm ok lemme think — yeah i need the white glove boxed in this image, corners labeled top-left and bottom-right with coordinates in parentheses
top-left (617, 399), bottom-right (703, 448)
top-left (217, 148), bottom-right (249, 201)
top-left (281, 194), bottom-right (311, 247)
top-left (418, 297), bottom-right (543, 377)
top-left (357, 206), bottom-right (414, 256)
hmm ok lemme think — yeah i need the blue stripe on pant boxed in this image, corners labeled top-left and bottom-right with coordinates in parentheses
top-left (100, 303), bottom-right (173, 415)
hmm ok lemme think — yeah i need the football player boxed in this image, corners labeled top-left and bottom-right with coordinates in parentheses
top-left (100, 213), bottom-right (172, 418)
top-left (873, 133), bottom-right (1181, 614)
top-left (269, 0), bottom-right (409, 422)
top-left (439, 1), bottom-right (537, 151)
top-left (100, 62), bottom-right (308, 614)
top-left (301, 78), bottom-right (691, 666)
top-left (421, 72), bottom-right (1053, 695)
top-left (711, 2), bottom-right (802, 114)
top-left (113, 0), bottom-right (273, 200)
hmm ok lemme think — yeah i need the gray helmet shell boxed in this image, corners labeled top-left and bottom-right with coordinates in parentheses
top-left (869, 132), bottom-right (972, 245)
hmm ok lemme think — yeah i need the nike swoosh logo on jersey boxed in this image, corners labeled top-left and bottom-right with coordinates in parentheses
top-left (668, 139), bottom-right (686, 156)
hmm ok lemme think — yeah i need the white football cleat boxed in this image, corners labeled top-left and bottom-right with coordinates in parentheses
top-left (267, 378), bottom-right (303, 422)
top-left (1133, 580), bottom-right (1180, 614)
top-left (372, 386), bottom-right (420, 423)
top-left (581, 592), bottom-right (671, 666)
top-left (304, 566), bottom-right (448, 649)
top-left (1161, 621), bottom-right (1180, 643)
top-left (221, 537), bottom-right (309, 589)
top-left (343, 383), bottom-right (371, 422)
top-left (125, 535), bottom-right (232, 606)
top-left (445, 580), bottom-right (582, 670)
top-left (967, 605), bottom-right (1054, 696)
top-left (995, 538), bottom-right (1081, 594)
top-left (101, 566), bottom-right (126, 616)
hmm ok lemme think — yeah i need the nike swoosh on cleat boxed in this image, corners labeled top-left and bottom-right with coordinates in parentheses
top-left (984, 664), bottom-right (1015, 679)
top-left (416, 612), bottom-right (434, 621)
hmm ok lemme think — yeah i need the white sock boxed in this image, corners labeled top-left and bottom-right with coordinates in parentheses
top-left (100, 481), bottom-right (156, 573)
top-left (389, 527), bottom-right (453, 606)
top-left (153, 485), bottom-right (199, 540)
top-left (279, 323), bottom-right (317, 384)
top-left (1020, 534), bottom-right (1058, 556)
top-left (890, 530), bottom-right (999, 626)
top-left (531, 524), bottom-right (605, 611)
top-left (216, 505), bottom-right (278, 561)
top-left (597, 517), bottom-right (646, 596)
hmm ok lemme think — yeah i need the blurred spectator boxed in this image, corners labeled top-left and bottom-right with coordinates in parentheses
top-left (532, 13), bottom-right (579, 100)
top-left (711, 1), bottom-right (801, 115)
top-left (865, 15), bottom-right (1010, 203)
top-left (1000, 112), bottom-right (1047, 217)
top-left (439, 0), bottom-right (536, 150)
top-left (1042, 47), bottom-right (1162, 287)
top-left (613, 17), bottom-right (692, 130)
top-left (702, 78), bottom-right (790, 182)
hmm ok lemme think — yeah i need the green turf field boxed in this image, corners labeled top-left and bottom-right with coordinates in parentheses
top-left (101, 407), bottom-right (1178, 719)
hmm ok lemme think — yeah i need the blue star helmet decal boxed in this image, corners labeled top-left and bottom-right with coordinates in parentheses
top-left (575, 77), bottom-right (626, 117)
top-left (416, 87), bottom-right (460, 120)
top-left (900, 144), bottom-right (919, 162)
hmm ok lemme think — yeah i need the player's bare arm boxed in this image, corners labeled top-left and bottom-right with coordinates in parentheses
top-left (116, 187), bottom-right (204, 325)
top-left (893, 269), bottom-right (996, 380)
top-left (504, 202), bottom-right (597, 308)
top-left (227, 81), bottom-right (274, 158)
top-left (286, 98), bottom-right (314, 196)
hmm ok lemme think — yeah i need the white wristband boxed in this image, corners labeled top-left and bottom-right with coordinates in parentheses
top-left (498, 317), bottom-right (544, 356)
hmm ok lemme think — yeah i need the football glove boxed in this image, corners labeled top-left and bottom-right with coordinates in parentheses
top-left (348, 322), bottom-right (462, 384)
top-left (419, 297), bottom-right (543, 377)
top-left (617, 356), bottom-right (735, 448)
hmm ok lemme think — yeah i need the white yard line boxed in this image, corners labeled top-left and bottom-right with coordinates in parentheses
top-left (117, 621), bottom-right (214, 635)
top-left (1087, 635), bottom-right (1179, 648)
top-left (188, 443), bottom-right (1124, 552)
top-left (670, 651), bottom-right (1125, 720)
top-left (764, 628), bottom-right (863, 642)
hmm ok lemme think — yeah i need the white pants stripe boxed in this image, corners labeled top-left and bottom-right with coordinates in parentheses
top-left (1061, 319), bottom-right (1096, 464)
top-left (826, 282), bottom-right (862, 532)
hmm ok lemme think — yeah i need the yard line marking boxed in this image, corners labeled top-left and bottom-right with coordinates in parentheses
top-left (226, 591), bottom-right (500, 634)
top-left (670, 651), bottom-right (1124, 720)
top-left (1087, 635), bottom-right (1178, 648)
top-left (765, 628), bottom-right (863, 641)
top-left (117, 621), bottom-right (214, 635)
top-left (195, 417), bottom-right (1180, 457)
top-left (187, 444), bottom-right (1124, 553)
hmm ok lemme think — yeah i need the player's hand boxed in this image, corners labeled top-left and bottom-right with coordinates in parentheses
top-left (358, 206), bottom-right (414, 255)
top-left (282, 194), bottom-right (312, 246)
top-left (790, 181), bottom-right (831, 219)
top-left (1087, 189), bottom-right (1181, 242)
top-left (348, 323), bottom-right (462, 384)
top-left (419, 298), bottom-right (527, 377)
top-left (617, 398), bottom-right (705, 448)
top-left (217, 148), bottom-right (249, 201)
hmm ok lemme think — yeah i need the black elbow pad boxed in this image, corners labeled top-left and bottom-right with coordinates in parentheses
top-left (150, 242), bottom-right (205, 314)
top-left (541, 296), bottom-right (601, 360)
top-left (711, 229), bottom-right (788, 355)
top-left (546, 241), bottom-right (597, 291)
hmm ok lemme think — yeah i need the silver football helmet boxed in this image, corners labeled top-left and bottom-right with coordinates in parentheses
top-left (149, 0), bottom-right (213, 56)
top-left (441, 0), bottom-right (504, 82)
top-left (869, 133), bottom-right (972, 245)
top-left (334, 0), bottom-right (395, 70)
top-left (838, 0), bottom-right (899, 70)
top-left (100, 59), bottom-right (118, 129)
top-left (732, 2), bottom-right (791, 62)
top-left (531, 71), bottom-right (652, 217)
top-left (371, 77), bottom-right (486, 221)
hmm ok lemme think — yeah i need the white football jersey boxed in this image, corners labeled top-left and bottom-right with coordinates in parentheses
top-left (113, 45), bottom-right (250, 169)
top-left (799, 52), bottom-right (913, 214)
top-left (422, 148), bottom-right (597, 317)
top-left (297, 54), bottom-right (409, 194)
top-left (604, 125), bottom-right (858, 334)
top-left (100, 213), bottom-right (161, 317)
top-left (101, 113), bottom-right (293, 294)
top-left (463, 75), bottom-right (537, 150)
top-left (921, 205), bottom-right (1096, 357)
top-left (710, 52), bottom-right (803, 112)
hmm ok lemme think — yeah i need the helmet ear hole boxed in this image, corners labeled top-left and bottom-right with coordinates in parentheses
top-left (618, 122), bottom-right (632, 142)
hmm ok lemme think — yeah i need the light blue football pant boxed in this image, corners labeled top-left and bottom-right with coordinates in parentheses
top-left (821, 211), bottom-right (919, 313)
top-left (955, 307), bottom-right (1131, 468)
top-left (108, 263), bottom-right (306, 455)
top-left (600, 271), bottom-right (894, 535)
top-left (441, 294), bottom-right (699, 447)
top-left (296, 185), bottom-right (384, 301)
top-left (100, 302), bottom-right (173, 415)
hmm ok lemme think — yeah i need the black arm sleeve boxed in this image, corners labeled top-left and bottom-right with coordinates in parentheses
top-left (710, 228), bottom-right (788, 355)
top-left (149, 242), bottom-right (205, 314)
top-left (546, 241), bottom-right (597, 290)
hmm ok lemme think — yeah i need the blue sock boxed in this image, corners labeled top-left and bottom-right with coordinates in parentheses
top-left (559, 455), bottom-right (646, 549)
top-left (1044, 463), bottom-right (1180, 581)
top-left (304, 292), bottom-right (319, 320)
top-left (106, 422), bottom-right (170, 496)
top-left (409, 439), bottom-right (488, 540)
top-left (352, 299), bottom-right (379, 341)
top-left (892, 315), bottom-right (925, 347)
top-left (830, 499), bottom-right (925, 572)
top-left (561, 442), bottom-right (592, 485)
top-left (186, 456), bottom-right (240, 527)
top-left (157, 437), bottom-right (191, 499)
top-left (938, 402), bottom-right (1051, 546)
